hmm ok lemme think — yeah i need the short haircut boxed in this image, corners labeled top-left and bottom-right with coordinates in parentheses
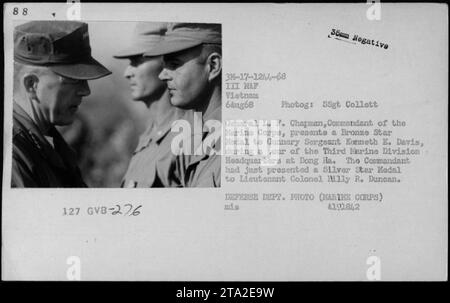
top-left (199, 43), bottom-right (222, 63)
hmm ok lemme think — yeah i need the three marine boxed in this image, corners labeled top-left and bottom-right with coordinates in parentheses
top-left (11, 20), bottom-right (222, 188)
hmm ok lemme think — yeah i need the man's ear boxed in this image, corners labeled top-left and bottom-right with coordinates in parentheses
top-left (207, 52), bottom-right (222, 82)
top-left (23, 74), bottom-right (39, 100)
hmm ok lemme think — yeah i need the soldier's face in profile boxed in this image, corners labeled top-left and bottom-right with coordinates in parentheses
top-left (159, 46), bottom-right (209, 109)
top-left (124, 55), bottom-right (166, 102)
top-left (35, 69), bottom-right (90, 126)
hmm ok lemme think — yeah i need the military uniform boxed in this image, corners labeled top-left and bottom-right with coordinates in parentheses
top-left (114, 22), bottom-right (186, 188)
top-left (121, 107), bottom-right (184, 188)
top-left (11, 21), bottom-right (111, 187)
top-left (144, 23), bottom-right (222, 187)
top-left (175, 107), bottom-right (221, 187)
top-left (11, 103), bottom-right (87, 187)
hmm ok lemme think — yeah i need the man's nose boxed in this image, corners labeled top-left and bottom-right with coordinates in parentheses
top-left (124, 65), bottom-right (134, 79)
top-left (78, 80), bottom-right (90, 97)
top-left (158, 68), bottom-right (170, 81)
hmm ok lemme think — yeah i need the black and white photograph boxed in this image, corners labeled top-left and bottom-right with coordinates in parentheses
top-left (2, 3), bottom-right (447, 283)
top-left (11, 20), bottom-right (222, 188)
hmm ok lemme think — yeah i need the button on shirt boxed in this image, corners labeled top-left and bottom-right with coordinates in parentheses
top-left (121, 107), bottom-right (184, 188)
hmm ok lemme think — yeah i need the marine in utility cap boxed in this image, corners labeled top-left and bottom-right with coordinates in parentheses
top-left (113, 22), bottom-right (185, 187)
top-left (150, 23), bottom-right (222, 187)
top-left (12, 21), bottom-right (111, 187)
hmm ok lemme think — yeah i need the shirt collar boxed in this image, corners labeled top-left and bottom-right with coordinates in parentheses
top-left (203, 105), bottom-right (221, 124)
top-left (154, 107), bottom-right (185, 144)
